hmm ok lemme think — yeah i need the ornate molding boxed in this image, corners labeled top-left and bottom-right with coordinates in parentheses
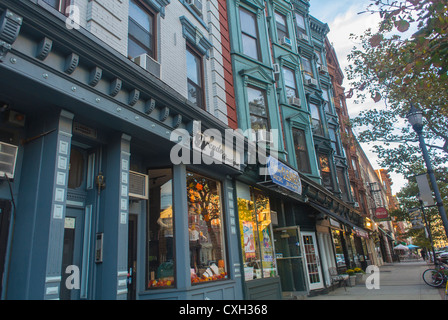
top-left (64, 53), bottom-right (79, 74)
top-left (179, 15), bottom-right (213, 58)
top-left (88, 66), bottom-right (102, 87)
top-left (0, 9), bottom-right (22, 61)
top-left (109, 78), bottom-right (122, 97)
top-left (144, 98), bottom-right (156, 114)
top-left (128, 89), bottom-right (140, 106)
top-left (160, 106), bottom-right (169, 122)
top-left (36, 37), bottom-right (53, 61)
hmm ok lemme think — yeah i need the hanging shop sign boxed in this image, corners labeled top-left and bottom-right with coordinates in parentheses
top-left (408, 207), bottom-right (425, 230)
top-left (267, 156), bottom-right (302, 195)
top-left (374, 207), bottom-right (389, 221)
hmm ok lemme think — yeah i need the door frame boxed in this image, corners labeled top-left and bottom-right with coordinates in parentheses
top-left (127, 214), bottom-right (138, 300)
top-left (60, 207), bottom-right (85, 300)
top-left (301, 231), bottom-right (324, 291)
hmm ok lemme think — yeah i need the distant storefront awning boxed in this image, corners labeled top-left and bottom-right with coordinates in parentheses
top-left (309, 202), bottom-right (369, 237)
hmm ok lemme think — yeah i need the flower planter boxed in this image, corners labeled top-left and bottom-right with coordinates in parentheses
top-left (349, 275), bottom-right (356, 287)
top-left (355, 273), bottom-right (364, 285)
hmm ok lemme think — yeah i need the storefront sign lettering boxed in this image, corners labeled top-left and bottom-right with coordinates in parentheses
top-left (267, 156), bottom-right (302, 195)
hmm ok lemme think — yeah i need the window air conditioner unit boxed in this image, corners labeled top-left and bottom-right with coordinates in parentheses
top-left (273, 63), bottom-right (280, 81)
top-left (318, 65), bottom-right (328, 74)
top-left (288, 96), bottom-right (301, 107)
top-left (133, 53), bottom-right (155, 71)
top-left (0, 141), bottom-right (18, 180)
top-left (280, 36), bottom-right (292, 48)
top-left (185, 0), bottom-right (202, 14)
top-left (257, 130), bottom-right (273, 144)
top-left (298, 33), bottom-right (309, 42)
top-left (306, 77), bottom-right (318, 87)
top-left (129, 170), bottom-right (149, 200)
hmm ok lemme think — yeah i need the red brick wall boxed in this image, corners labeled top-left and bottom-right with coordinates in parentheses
top-left (218, 0), bottom-right (238, 129)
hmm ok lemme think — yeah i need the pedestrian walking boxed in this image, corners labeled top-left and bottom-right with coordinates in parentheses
top-left (421, 247), bottom-right (427, 261)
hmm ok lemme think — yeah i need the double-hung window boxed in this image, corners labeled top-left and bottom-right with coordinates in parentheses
top-left (295, 13), bottom-right (307, 39)
top-left (322, 89), bottom-right (331, 113)
top-left (310, 103), bottom-right (323, 136)
top-left (352, 159), bottom-right (359, 178)
top-left (301, 57), bottom-right (314, 79)
top-left (328, 127), bottom-right (341, 155)
top-left (248, 87), bottom-right (269, 131)
top-left (337, 168), bottom-right (349, 201)
top-left (186, 45), bottom-right (205, 109)
top-left (275, 12), bottom-right (289, 42)
top-left (292, 128), bottom-right (311, 173)
top-left (128, 0), bottom-right (156, 59)
top-left (295, 13), bottom-right (306, 32)
top-left (282, 66), bottom-right (297, 101)
top-left (318, 154), bottom-right (333, 190)
top-left (240, 8), bottom-right (260, 61)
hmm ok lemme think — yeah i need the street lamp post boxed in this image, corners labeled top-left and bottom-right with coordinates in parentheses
top-left (406, 103), bottom-right (448, 240)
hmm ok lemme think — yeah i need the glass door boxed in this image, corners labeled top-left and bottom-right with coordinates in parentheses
top-left (301, 231), bottom-right (324, 290)
top-left (60, 208), bottom-right (84, 300)
top-left (273, 227), bottom-right (307, 292)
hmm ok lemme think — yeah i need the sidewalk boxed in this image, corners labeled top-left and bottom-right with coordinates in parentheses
top-left (305, 261), bottom-right (445, 300)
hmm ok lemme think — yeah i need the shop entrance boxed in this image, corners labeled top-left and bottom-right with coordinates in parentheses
top-left (273, 227), bottom-right (307, 293)
top-left (60, 207), bottom-right (84, 300)
top-left (301, 231), bottom-right (324, 290)
top-left (61, 143), bottom-right (96, 299)
top-left (127, 214), bottom-right (138, 300)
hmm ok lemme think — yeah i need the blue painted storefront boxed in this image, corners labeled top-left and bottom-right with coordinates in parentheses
top-left (0, 1), bottom-right (244, 300)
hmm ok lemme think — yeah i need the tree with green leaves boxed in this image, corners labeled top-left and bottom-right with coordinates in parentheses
top-left (346, 1), bottom-right (448, 245)
top-left (390, 174), bottom-right (448, 248)
top-left (346, 0), bottom-right (448, 178)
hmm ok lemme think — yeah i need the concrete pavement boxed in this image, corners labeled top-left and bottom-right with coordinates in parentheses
top-left (305, 261), bottom-right (446, 300)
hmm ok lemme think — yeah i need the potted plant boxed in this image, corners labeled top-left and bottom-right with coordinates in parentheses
top-left (346, 269), bottom-right (356, 286)
top-left (354, 267), bottom-right (364, 285)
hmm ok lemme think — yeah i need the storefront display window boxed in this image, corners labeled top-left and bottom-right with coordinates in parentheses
top-left (331, 229), bottom-right (346, 272)
top-left (349, 234), bottom-right (361, 268)
top-left (238, 188), bottom-right (277, 281)
top-left (187, 172), bottom-right (228, 284)
top-left (147, 168), bottom-right (175, 289)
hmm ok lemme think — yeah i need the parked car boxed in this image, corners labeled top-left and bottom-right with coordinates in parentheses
top-left (439, 252), bottom-right (448, 263)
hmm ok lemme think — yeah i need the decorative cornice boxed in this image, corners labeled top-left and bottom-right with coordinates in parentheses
top-left (179, 15), bottom-right (213, 58)
top-left (143, 0), bottom-right (170, 18)
top-left (0, 9), bottom-right (22, 61)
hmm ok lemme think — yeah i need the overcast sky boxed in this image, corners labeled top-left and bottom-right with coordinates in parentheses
top-left (309, 0), bottom-right (408, 195)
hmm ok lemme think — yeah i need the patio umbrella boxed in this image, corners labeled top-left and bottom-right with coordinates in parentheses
top-left (407, 244), bottom-right (419, 249)
top-left (394, 244), bottom-right (409, 250)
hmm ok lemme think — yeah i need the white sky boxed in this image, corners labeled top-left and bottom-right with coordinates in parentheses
top-left (309, 0), bottom-right (407, 195)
